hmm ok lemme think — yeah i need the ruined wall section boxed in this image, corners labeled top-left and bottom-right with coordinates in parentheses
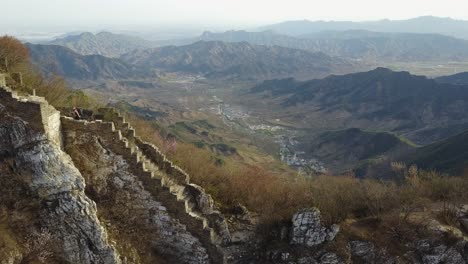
top-left (61, 117), bottom-right (224, 263)
top-left (0, 85), bottom-right (61, 147)
top-left (0, 84), bottom-right (231, 262)
top-left (98, 108), bottom-right (232, 246)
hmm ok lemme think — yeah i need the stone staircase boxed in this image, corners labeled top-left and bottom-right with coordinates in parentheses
top-left (61, 108), bottom-right (232, 263)
top-left (98, 109), bottom-right (231, 238)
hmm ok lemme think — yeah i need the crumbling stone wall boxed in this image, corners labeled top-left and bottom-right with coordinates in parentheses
top-left (0, 86), bottom-right (62, 147)
top-left (61, 117), bottom-right (225, 263)
top-left (97, 108), bottom-right (232, 246)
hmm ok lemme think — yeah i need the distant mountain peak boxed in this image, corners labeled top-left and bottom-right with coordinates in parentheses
top-left (259, 16), bottom-right (468, 39)
top-left (198, 28), bottom-right (468, 62)
top-left (120, 40), bottom-right (355, 80)
top-left (48, 31), bottom-right (155, 57)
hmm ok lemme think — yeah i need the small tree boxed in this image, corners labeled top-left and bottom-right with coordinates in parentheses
top-left (65, 90), bottom-right (97, 108)
top-left (0, 35), bottom-right (29, 72)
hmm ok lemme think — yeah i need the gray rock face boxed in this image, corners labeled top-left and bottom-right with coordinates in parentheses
top-left (290, 208), bottom-right (340, 247)
top-left (0, 112), bottom-right (119, 263)
top-left (407, 240), bottom-right (466, 264)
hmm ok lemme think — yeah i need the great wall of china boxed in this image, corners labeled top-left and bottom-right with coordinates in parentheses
top-left (0, 74), bottom-right (346, 263)
top-left (0, 74), bottom-right (241, 263)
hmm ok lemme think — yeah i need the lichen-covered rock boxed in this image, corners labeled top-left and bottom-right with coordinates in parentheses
top-left (290, 208), bottom-right (339, 247)
top-left (349, 240), bottom-right (397, 264)
top-left (350, 241), bottom-right (376, 260)
top-left (319, 252), bottom-right (344, 264)
top-left (298, 256), bottom-right (319, 264)
top-left (406, 240), bottom-right (465, 264)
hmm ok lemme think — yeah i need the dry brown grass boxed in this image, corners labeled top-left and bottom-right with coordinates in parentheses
top-left (129, 114), bottom-right (468, 228)
top-left (127, 114), bottom-right (313, 222)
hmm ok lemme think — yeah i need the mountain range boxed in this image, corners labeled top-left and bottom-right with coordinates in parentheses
top-left (120, 40), bottom-right (356, 79)
top-left (200, 30), bottom-right (468, 62)
top-left (249, 68), bottom-right (468, 144)
top-left (48, 31), bottom-right (155, 57)
top-left (27, 43), bottom-right (152, 81)
top-left (258, 16), bottom-right (468, 40)
top-left (45, 24), bottom-right (468, 65)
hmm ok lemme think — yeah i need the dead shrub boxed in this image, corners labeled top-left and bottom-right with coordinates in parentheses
top-left (129, 114), bottom-right (468, 232)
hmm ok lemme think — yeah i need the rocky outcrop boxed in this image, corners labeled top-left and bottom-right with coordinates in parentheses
top-left (290, 208), bottom-right (339, 247)
top-left (0, 86), bottom-right (119, 263)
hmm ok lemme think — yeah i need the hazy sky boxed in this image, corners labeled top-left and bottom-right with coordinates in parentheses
top-left (2, 0), bottom-right (468, 29)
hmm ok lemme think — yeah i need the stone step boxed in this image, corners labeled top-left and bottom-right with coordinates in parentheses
top-left (92, 110), bottom-right (230, 255)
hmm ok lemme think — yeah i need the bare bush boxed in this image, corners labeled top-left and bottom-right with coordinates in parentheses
top-left (0, 35), bottom-right (29, 72)
top-left (129, 114), bottom-right (468, 230)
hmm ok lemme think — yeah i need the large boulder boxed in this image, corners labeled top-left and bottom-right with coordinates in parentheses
top-left (290, 208), bottom-right (339, 247)
top-left (350, 240), bottom-right (397, 264)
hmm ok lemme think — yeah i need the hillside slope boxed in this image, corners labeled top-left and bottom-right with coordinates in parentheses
top-left (299, 128), bottom-right (415, 173)
top-left (409, 130), bottom-right (468, 175)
